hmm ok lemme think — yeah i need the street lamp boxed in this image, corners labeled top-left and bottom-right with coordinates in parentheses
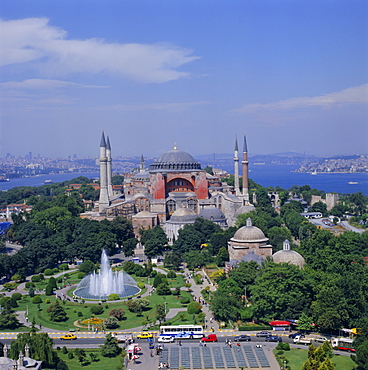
top-left (284, 360), bottom-right (287, 369)
top-left (26, 305), bottom-right (28, 317)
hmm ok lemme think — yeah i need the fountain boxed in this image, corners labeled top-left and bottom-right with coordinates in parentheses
top-left (74, 250), bottom-right (140, 300)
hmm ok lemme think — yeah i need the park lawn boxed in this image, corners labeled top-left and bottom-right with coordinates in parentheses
top-left (53, 350), bottom-right (123, 370)
top-left (274, 348), bottom-right (356, 370)
top-left (14, 280), bottom-right (192, 331)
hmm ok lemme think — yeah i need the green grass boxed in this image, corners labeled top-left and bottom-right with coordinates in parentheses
top-left (274, 348), bottom-right (356, 370)
top-left (11, 274), bottom-right (193, 332)
top-left (51, 349), bottom-right (124, 370)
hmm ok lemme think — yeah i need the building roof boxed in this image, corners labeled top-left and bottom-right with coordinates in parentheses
top-left (241, 250), bottom-right (264, 265)
top-left (272, 240), bottom-right (305, 268)
top-left (231, 218), bottom-right (269, 243)
top-left (149, 146), bottom-right (201, 172)
top-left (167, 207), bottom-right (198, 224)
top-left (199, 207), bottom-right (226, 223)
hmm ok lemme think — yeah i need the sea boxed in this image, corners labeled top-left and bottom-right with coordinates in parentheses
top-left (0, 165), bottom-right (367, 196)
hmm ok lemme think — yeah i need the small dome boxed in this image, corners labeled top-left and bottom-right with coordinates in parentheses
top-left (133, 211), bottom-right (155, 218)
top-left (149, 147), bottom-right (201, 171)
top-left (272, 240), bottom-right (305, 268)
top-left (231, 218), bottom-right (268, 243)
top-left (168, 207), bottom-right (198, 224)
top-left (235, 204), bottom-right (256, 217)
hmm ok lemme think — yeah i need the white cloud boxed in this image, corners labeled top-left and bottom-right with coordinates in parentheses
top-left (233, 84), bottom-right (368, 113)
top-left (0, 18), bottom-right (200, 83)
top-left (0, 79), bottom-right (107, 90)
top-left (95, 101), bottom-right (210, 112)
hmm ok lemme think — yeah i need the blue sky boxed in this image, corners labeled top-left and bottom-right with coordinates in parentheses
top-left (1, 0), bottom-right (367, 158)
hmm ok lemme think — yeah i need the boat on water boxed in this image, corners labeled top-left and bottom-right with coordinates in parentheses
top-left (311, 170), bottom-right (317, 175)
top-left (44, 179), bottom-right (53, 184)
top-left (0, 176), bottom-right (10, 182)
top-left (348, 181), bottom-right (359, 185)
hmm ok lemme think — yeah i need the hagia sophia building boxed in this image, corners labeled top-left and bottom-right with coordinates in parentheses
top-left (81, 131), bottom-right (305, 268)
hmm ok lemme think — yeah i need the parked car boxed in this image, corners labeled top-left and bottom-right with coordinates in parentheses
top-left (234, 335), bottom-right (251, 342)
top-left (256, 331), bottom-right (272, 337)
top-left (265, 336), bottom-right (282, 342)
top-left (314, 337), bottom-right (330, 343)
top-left (201, 334), bottom-right (218, 342)
top-left (158, 336), bottom-right (175, 343)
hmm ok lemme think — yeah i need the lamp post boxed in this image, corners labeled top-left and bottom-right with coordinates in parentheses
top-left (26, 305), bottom-right (28, 317)
top-left (284, 360), bottom-right (287, 369)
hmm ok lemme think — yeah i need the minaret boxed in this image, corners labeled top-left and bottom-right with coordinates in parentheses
top-left (234, 136), bottom-right (240, 196)
top-left (242, 133), bottom-right (250, 205)
top-left (3, 344), bottom-right (8, 358)
top-left (25, 343), bottom-right (30, 358)
top-left (99, 131), bottom-right (109, 213)
top-left (106, 135), bottom-right (113, 198)
top-left (140, 155), bottom-right (145, 172)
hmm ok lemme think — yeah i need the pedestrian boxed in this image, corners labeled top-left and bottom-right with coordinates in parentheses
top-left (179, 340), bottom-right (181, 346)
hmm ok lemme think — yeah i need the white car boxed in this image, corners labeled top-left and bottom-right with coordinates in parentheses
top-left (157, 336), bottom-right (175, 343)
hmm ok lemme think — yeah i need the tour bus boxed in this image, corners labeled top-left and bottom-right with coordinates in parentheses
top-left (332, 338), bottom-right (355, 352)
top-left (159, 325), bottom-right (204, 339)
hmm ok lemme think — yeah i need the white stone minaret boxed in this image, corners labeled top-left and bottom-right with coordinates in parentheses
top-left (99, 131), bottom-right (109, 213)
top-left (234, 136), bottom-right (240, 196)
top-left (106, 135), bottom-right (113, 198)
top-left (140, 155), bottom-right (145, 172)
top-left (242, 133), bottom-right (250, 205)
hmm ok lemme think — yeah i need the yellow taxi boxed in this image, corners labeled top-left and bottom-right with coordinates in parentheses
top-left (136, 332), bottom-right (153, 339)
top-left (60, 334), bottom-right (77, 340)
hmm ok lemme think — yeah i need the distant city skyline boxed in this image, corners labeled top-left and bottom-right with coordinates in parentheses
top-left (1, 1), bottom-right (367, 158)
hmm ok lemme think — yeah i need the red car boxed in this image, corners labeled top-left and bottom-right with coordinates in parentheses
top-left (201, 334), bottom-right (218, 342)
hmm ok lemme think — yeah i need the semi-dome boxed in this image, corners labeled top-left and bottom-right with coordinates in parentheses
top-left (168, 207), bottom-right (198, 224)
top-left (272, 240), bottom-right (305, 268)
top-left (231, 218), bottom-right (268, 243)
top-left (149, 146), bottom-right (201, 172)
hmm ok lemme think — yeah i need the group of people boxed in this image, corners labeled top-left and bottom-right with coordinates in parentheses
top-left (158, 362), bottom-right (169, 368)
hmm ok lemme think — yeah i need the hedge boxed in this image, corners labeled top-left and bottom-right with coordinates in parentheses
top-left (238, 325), bottom-right (272, 331)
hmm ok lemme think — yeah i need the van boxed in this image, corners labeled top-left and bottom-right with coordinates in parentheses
top-left (201, 334), bottom-right (218, 342)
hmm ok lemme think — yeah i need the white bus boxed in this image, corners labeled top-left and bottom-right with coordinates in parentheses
top-left (332, 337), bottom-right (355, 352)
top-left (159, 325), bottom-right (204, 339)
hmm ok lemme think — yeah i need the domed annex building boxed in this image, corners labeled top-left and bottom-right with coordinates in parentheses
top-left (228, 218), bottom-right (273, 262)
top-left (272, 240), bottom-right (305, 268)
top-left (82, 132), bottom-right (256, 240)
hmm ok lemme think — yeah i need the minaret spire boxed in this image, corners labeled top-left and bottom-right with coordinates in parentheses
top-left (140, 155), bottom-right (145, 172)
top-left (242, 132), bottom-right (249, 204)
top-left (99, 131), bottom-right (109, 213)
top-left (234, 136), bottom-right (240, 195)
top-left (106, 135), bottom-right (113, 198)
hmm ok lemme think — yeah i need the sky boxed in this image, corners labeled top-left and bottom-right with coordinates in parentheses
top-left (0, 0), bottom-right (367, 159)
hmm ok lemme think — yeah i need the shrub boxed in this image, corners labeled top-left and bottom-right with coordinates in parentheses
top-left (44, 269), bottom-right (53, 276)
top-left (12, 293), bottom-right (22, 301)
top-left (90, 305), bottom-right (104, 315)
top-left (67, 352), bottom-right (74, 359)
top-left (137, 282), bottom-right (145, 289)
top-left (77, 272), bottom-right (86, 280)
top-left (25, 282), bottom-right (35, 288)
top-left (45, 284), bottom-right (54, 296)
top-left (28, 286), bottom-right (35, 298)
top-left (31, 275), bottom-right (41, 283)
top-left (48, 277), bottom-right (57, 289)
top-left (276, 342), bottom-right (290, 351)
top-left (32, 296), bottom-right (43, 304)
top-left (77, 311), bottom-right (83, 317)
top-left (187, 301), bottom-right (202, 314)
top-left (103, 316), bottom-right (118, 329)
top-left (52, 268), bottom-right (59, 274)
top-left (45, 299), bottom-right (51, 304)
top-left (108, 308), bottom-right (125, 320)
top-left (167, 270), bottom-right (176, 278)
top-left (156, 282), bottom-right (172, 296)
top-left (59, 263), bottom-right (69, 271)
top-left (39, 274), bottom-right (44, 280)
top-left (173, 286), bottom-right (181, 296)
top-left (62, 346), bottom-right (68, 354)
top-left (180, 297), bottom-right (190, 304)
top-left (57, 277), bottom-right (63, 284)
top-left (107, 293), bottom-right (120, 301)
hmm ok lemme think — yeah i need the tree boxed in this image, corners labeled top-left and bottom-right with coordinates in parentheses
top-left (156, 282), bottom-right (172, 296)
top-left (108, 308), bottom-right (125, 320)
top-left (187, 301), bottom-right (202, 314)
top-left (46, 300), bottom-right (68, 322)
top-left (10, 333), bottom-right (59, 368)
top-left (78, 260), bottom-right (96, 274)
top-left (100, 333), bottom-right (121, 357)
top-left (125, 298), bottom-right (150, 314)
top-left (163, 252), bottom-right (181, 270)
top-left (297, 312), bottom-right (314, 332)
top-left (156, 303), bottom-right (166, 324)
top-left (310, 201), bottom-right (328, 217)
top-left (215, 247), bottom-right (229, 266)
top-left (0, 301), bottom-right (20, 329)
top-left (302, 341), bottom-right (335, 370)
top-left (140, 226), bottom-right (167, 259)
top-left (352, 340), bottom-right (368, 370)
top-left (103, 316), bottom-right (118, 329)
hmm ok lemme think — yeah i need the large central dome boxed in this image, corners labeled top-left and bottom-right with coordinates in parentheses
top-left (149, 147), bottom-right (201, 172)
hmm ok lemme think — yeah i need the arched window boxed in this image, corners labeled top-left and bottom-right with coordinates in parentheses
top-left (187, 198), bottom-right (197, 212)
top-left (166, 199), bottom-right (176, 215)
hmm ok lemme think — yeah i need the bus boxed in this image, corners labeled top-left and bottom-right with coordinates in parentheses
top-left (332, 338), bottom-right (355, 352)
top-left (159, 325), bottom-right (204, 339)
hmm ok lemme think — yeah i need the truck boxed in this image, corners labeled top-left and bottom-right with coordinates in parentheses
top-left (111, 333), bottom-right (133, 343)
top-left (201, 334), bottom-right (218, 342)
top-left (293, 336), bottom-right (312, 345)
